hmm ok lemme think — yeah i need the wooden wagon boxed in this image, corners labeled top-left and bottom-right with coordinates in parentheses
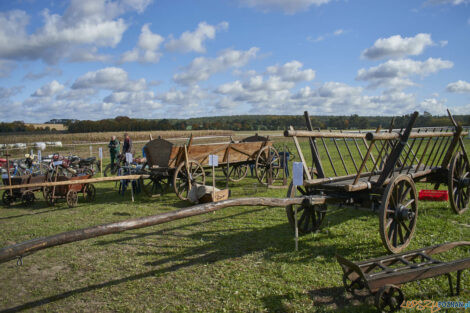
top-left (44, 174), bottom-right (96, 208)
top-left (141, 135), bottom-right (281, 200)
top-left (284, 110), bottom-right (469, 253)
top-left (2, 174), bottom-right (46, 206)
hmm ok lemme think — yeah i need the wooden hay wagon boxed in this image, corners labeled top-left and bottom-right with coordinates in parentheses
top-left (2, 174), bottom-right (46, 206)
top-left (141, 135), bottom-right (281, 200)
top-left (284, 110), bottom-right (469, 253)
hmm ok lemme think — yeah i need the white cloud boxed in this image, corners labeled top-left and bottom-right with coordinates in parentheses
top-left (418, 97), bottom-right (447, 114)
top-left (362, 33), bottom-right (434, 60)
top-left (439, 40), bottom-right (448, 47)
top-left (165, 21), bottom-right (228, 53)
top-left (425, 0), bottom-right (469, 5)
top-left (0, 0), bottom-right (152, 64)
top-left (173, 47), bottom-right (258, 85)
top-left (31, 80), bottom-right (65, 97)
top-left (307, 29), bottom-right (345, 43)
top-left (266, 61), bottom-right (315, 82)
top-left (121, 24), bottom-right (164, 63)
top-left (23, 67), bottom-right (62, 81)
top-left (333, 29), bottom-right (344, 36)
top-left (356, 58), bottom-right (453, 90)
top-left (0, 86), bottom-right (23, 99)
top-left (72, 67), bottom-right (147, 92)
top-left (0, 60), bottom-right (16, 78)
top-left (238, 0), bottom-right (331, 14)
top-left (68, 47), bottom-right (111, 63)
top-left (446, 80), bottom-right (470, 93)
top-left (104, 90), bottom-right (161, 109)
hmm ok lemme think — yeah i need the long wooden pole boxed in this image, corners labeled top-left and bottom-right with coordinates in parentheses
top-left (0, 197), bottom-right (314, 264)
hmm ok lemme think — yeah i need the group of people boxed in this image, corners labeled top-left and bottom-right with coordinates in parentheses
top-left (108, 133), bottom-right (133, 169)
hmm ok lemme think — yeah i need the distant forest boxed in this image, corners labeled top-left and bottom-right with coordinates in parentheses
top-left (1, 112), bottom-right (469, 133)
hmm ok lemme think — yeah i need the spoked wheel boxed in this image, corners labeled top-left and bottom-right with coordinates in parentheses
top-left (448, 151), bottom-right (470, 214)
top-left (379, 174), bottom-right (418, 254)
top-left (222, 164), bottom-right (248, 182)
top-left (2, 190), bottom-right (14, 206)
top-left (103, 164), bottom-right (119, 177)
top-left (83, 184), bottom-right (96, 202)
top-left (255, 146), bottom-right (281, 185)
top-left (66, 190), bottom-right (78, 208)
top-left (285, 182), bottom-right (326, 234)
top-left (342, 272), bottom-right (369, 299)
top-left (46, 190), bottom-right (55, 207)
top-left (22, 191), bottom-right (35, 206)
top-left (374, 284), bottom-right (404, 313)
top-left (141, 176), bottom-right (170, 197)
top-left (173, 160), bottom-right (205, 201)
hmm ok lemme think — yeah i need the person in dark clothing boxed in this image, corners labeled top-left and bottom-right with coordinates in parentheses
top-left (108, 136), bottom-right (120, 169)
top-left (122, 133), bottom-right (133, 154)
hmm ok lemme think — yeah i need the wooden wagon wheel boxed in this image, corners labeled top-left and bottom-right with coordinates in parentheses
top-left (173, 160), bottom-right (205, 201)
top-left (379, 174), bottom-right (418, 254)
top-left (448, 151), bottom-right (470, 215)
top-left (2, 190), bottom-right (13, 206)
top-left (22, 191), bottom-right (35, 205)
top-left (255, 146), bottom-right (281, 185)
top-left (342, 272), bottom-right (369, 299)
top-left (66, 190), bottom-right (78, 208)
top-left (374, 284), bottom-right (404, 313)
top-left (83, 184), bottom-right (96, 202)
top-left (285, 182), bottom-right (326, 234)
top-left (45, 189), bottom-right (55, 206)
top-left (141, 176), bottom-right (170, 197)
top-left (222, 164), bottom-right (248, 182)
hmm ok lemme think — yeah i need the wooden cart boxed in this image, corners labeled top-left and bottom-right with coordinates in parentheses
top-left (2, 174), bottom-right (46, 206)
top-left (141, 134), bottom-right (281, 200)
top-left (44, 174), bottom-right (96, 208)
top-left (284, 110), bottom-right (469, 253)
top-left (337, 241), bottom-right (470, 312)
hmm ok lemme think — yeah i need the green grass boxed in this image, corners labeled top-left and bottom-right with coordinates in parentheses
top-left (0, 137), bottom-right (469, 312)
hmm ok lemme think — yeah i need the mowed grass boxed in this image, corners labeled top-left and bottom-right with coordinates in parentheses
top-left (0, 137), bottom-right (469, 312)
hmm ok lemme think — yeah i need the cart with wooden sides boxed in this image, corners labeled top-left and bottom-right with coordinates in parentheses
top-left (140, 134), bottom-right (281, 200)
top-left (44, 174), bottom-right (96, 208)
top-left (2, 174), bottom-right (46, 206)
top-left (284, 110), bottom-right (469, 253)
top-left (337, 241), bottom-right (470, 312)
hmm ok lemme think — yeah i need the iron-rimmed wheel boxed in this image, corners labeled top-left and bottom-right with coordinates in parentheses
top-left (103, 164), bottom-right (118, 177)
top-left (46, 190), bottom-right (55, 206)
top-left (448, 151), bottom-right (469, 215)
top-left (66, 190), bottom-right (78, 208)
top-left (255, 146), bottom-right (281, 185)
top-left (173, 160), bottom-right (205, 201)
top-left (379, 174), bottom-right (418, 254)
top-left (22, 191), bottom-right (35, 205)
top-left (285, 182), bottom-right (326, 234)
top-left (222, 164), bottom-right (248, 182)
top-left (83, 184), bottom-right (96, 202)
top-left (141, 176), bottom-right (170, 197)
top-left (374, 284), bottom-right (404, 313)
top-left (2, 190), bottom-right (13, 206)
top-left (342, 272), bottom-right (369, 299)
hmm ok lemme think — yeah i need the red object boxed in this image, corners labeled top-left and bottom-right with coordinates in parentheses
top-left (418, 190), bottom-right (448, 201)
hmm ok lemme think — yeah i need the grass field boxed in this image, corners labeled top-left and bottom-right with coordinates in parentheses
top-left (0, 136), bottom-right (469, 312)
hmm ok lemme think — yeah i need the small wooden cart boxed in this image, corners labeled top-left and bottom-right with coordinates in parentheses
top-left (141, 134), bottom-right (281, 200)
top-left (44, 174), bottom-right (96, 207)
top-left (2, 174), bottom-right (46, 206)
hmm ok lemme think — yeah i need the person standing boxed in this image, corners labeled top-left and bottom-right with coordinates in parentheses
top-left (122, 133), bottom-right (133, 154)
top-left (108, 135), bottom-right (120, 170)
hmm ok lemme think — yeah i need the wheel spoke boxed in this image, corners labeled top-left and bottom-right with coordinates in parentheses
top-left (403, 199), bottom-right (414, 208)
top-left (385, 218), bottom-right (393, 230)
top-left (393, 222), bottom-right (398, 247)
top-left (399, 220), bottom-right (411, 235)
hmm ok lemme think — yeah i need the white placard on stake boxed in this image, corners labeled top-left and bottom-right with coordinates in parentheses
top-left (209, 155), bottom-right (218, 167)
top-left (98, 147), bottom-right (103, 159)
top-left (37, 150), bottom-right (42, 162)
top-left (292, 162), bottom-right (303, 186)
top-left (125, 152), bottom-right (133, 164)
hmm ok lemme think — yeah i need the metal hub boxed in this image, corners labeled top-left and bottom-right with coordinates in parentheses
top-left (395, 205), bottom-right (413, 221)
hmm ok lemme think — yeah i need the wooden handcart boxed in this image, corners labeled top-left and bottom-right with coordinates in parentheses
top-left (337, 241), bottom-right (470, 312)
top-left (2, 174), bottom-right (46, 206)
top-left (44, 174), bottom-right (96, 208)
top-left (141, 134), bottom-right (281, 200)
top-left (284, 110), bottom-right (469, 253)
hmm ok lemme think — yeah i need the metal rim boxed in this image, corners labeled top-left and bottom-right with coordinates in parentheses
top-left (66, 190), bottom-right (78, 208)
top-left (173, 160), bottom-right (205, 201)
top-left (285, 182), bottom-right (326, 234)
top-left (374, 284), bottom-right (404, 313)
top-left (379, 174), bottom-right (418, 254)
top-left (255, 146), bottom-right (280, 185)
top-left (223, 164), bottom-right (248, 182)
top-left (83, 184), bottom-right (96, 202)
top-left (46, 190), bottom-right (55, 206)
top-left (448, 151), bottom-right (469, 214)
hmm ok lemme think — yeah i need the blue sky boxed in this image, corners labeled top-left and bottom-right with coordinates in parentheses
top-left (0, 0), bottom-right (469, 122)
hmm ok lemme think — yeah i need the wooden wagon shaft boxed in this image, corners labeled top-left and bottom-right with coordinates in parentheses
top-left (0, 196), bottom-right (324, 264)
top-left (285, 130), bottom-right (366, 139)
top-left (365, 131), bottom-right (467, 141)
top-left (0, 174), bottom-right (147, 191)
top-left (303, 111), bottom-right (325, 178)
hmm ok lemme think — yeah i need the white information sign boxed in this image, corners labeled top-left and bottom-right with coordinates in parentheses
top-left (99, 147), bottom-right (103, 159)
top-left (209, 155), bottom-right (219, 167)
top-left (37, 150), bottom-right (42, 162)
top-left (125, 152), bottom-right (133, 164)
top-left (292, 162), bottom-right (303, 186)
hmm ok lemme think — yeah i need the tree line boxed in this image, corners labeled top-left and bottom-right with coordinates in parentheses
top-left (1, 112), bottom-right (469, 134)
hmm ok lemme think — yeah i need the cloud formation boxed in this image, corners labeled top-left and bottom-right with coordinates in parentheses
top-left (121, 24), bottom-right (164, 63)
top-left (165, 21), bottom-right (228, 53)
top-left (238, 0), bottom-right (331, 14)
top-left (362, 33), bottom-right (434, 60)
top-left (72, 67), bottom-right (147, 92)
top-left (32, 80), bottom-right (65, 97)
top-left (446, 80), bottom-right (470, 93)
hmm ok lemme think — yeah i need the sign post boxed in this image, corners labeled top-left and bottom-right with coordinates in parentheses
top-left (292, 162), bottom-right (303, 251)
top-left (98, 147), bottom-right (103, 176)
top-left (209, 155), bottom-right (218, 201)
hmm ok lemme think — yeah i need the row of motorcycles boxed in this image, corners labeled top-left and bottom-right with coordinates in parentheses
top-left (0, 153), bottom-right (101, 181)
